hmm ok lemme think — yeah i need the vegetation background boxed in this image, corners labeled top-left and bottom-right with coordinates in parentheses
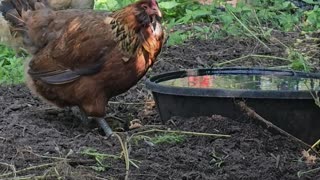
top-left (0, 0), bottom-right (319, 84)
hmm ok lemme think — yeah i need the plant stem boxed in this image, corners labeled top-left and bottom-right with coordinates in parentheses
top-left (308, 139), bottom-right (320, 153)
top-left (130, 129), bottom-right (231, 140)
top-left (0, 163), bottom-right (56, 178)
top-left (298, 166), bottom-right (320, 178)
top-left (226, 7), bottom-right (270, 50)
top-left (114, 133), bottom-right (130, 180)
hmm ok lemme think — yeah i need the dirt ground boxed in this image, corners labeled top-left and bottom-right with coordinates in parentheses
top-left (1, 32), bottom-right (320, 179)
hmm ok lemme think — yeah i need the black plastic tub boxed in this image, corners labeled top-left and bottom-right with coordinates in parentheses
top-left (146, 68), bottom-right (320, 144)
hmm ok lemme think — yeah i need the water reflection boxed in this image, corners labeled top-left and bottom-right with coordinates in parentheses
top-left (159, 75), bottom-right (320, 91)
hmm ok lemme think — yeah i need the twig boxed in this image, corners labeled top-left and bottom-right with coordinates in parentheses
top-left (22, 150), bottom-right (67, 161)
top-left (4, 175), bottom-right (60, 180)
top-left (270, 153), bottom-right (280, 169)
top-left (105, 114), bottom-right (126, 123)
top-left (81, 151), bottom-right (120, 160)
top-left (23, 149), bottom-right (98, 165)
top-left (236, 101), bottom-right (311, 148)
top-left (0, 163), bottom-right (55, 178)
top-left (129, 129), bottom-right (231, 141)
top-left (307, 138), bottom-right (320, 157)
top-left (0, 159), bottom-right (95, 179)
top-left (143, 125), bottom-right (167, 129)
top-left (0, 162), bottom-right (16, 178)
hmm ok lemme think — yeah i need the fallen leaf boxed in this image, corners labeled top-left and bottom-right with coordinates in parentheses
top-left (302, 150), bottom-right (317, 165)
top-left (129, 119), bottom-right (143, 130)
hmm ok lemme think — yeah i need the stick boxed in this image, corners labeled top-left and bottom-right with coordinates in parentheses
top-left (236, 101), bottom-right (311, 148)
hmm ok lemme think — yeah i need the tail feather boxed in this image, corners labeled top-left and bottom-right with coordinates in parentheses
top-left (0, 1), bottom-right (16, 19)
top-left (0, 0), bottom-right (48, 28)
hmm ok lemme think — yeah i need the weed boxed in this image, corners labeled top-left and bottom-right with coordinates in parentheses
top-left (210, 148), bottom-right (229, 168)
top-left (287, 48), bottom-right (311, 71)
top-left (81, 148), bottom-right (114, 171)
top-left (0, 44), bottom-right (25, 84)
top-left (81, 147), bottom-right (139, 171)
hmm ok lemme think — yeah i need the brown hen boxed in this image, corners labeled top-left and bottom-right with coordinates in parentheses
top-left (0, 0), bottom-right (164, 136)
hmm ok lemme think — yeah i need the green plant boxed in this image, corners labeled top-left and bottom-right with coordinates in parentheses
top-left (94, 0), bottom-right (136, 10)
top-left (81, 148), bottom-right (113, 171)
top-left (303, 7), bottom-right (320, 31)
top-left (210, 149), bottom-right (229, 168)
top-left (94, 0), bottom-right (320, 46)
top-left (81, 147), bottom-right (139, 172)
top-left (150, 134), bottom-right (186, 144)
top-left (287, 48), bottom-right (311, 72)
top-left (130, 129), bottom-right (230, 147)
top-left (0, 45), bottom-right (25, 84)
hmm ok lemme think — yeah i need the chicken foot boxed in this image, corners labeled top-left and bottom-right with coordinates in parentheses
top-left (70, 106), bottom-right (113, 136)
top-left (95, 117), bottom-right (113, 137)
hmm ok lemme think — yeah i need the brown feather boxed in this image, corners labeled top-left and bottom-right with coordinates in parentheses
top-left (0, 0), bottom-right (164, 118)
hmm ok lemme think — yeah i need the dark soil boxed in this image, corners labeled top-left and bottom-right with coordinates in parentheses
top-left (1, 33), bottom-right (320, 180)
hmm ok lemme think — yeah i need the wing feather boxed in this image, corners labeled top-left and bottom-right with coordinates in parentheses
top-left (27, 11), bottom-right (117, 84)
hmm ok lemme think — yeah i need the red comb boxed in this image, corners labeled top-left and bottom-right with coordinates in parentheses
top-left (150, 0), bottom-right (157, 7)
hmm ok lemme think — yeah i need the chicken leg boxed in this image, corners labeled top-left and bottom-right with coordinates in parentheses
top-left (94, 117), bottom-right (113, 137)
top-left (71, 106), bottom-right (92, 125)
top-left (71, 106), bottom-right (113, 136)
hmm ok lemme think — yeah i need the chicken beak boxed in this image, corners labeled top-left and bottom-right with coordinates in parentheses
top-left (155, 8), bottom-right (162, 18)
